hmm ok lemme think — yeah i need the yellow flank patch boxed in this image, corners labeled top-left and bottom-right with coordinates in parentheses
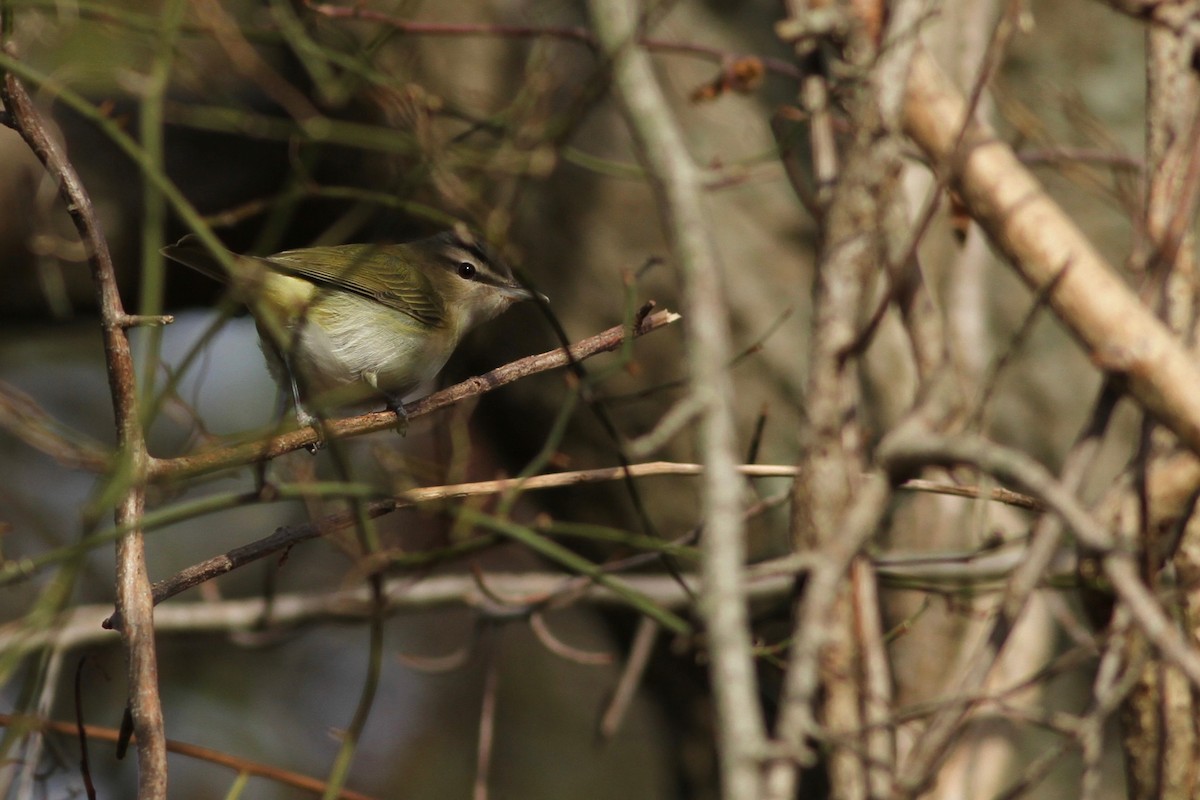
top-left (257, 273), bottom-right (320, 318)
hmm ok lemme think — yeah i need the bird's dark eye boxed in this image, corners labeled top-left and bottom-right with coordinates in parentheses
top-left (457, 262), bottom-right (477, 279)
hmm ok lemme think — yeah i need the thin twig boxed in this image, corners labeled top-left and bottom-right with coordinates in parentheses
top-left (0, 712), bottom-right (376, 800)
top-left (881, 433), bottom-right (1200, 702)
top-left (890, 381), bottom-right (1120, 795)
top-left (303, 1), bottom-right (804, 80)
top-left (599, 617), bottom-right (660, 739)
top-left (0, 382), bottom-right (111, 471)
top-left (852, 558), bottom-right (895, 799)
top-left (6, 547), bottom-right (1090, 664)
top-left (587, 4), bottom-right (769, 797)
top-left (529, 612), bottom-right (613, 665)
top-left (767, 2), bottom-right (925, 794)
top-left (472, 634), bottom-right (501, 800)
top-left (89, 462), bottom-right (1039, 628)
top-left (148, 309), bottom-right (680, 482)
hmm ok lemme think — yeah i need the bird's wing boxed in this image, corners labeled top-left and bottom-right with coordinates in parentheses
top-left (265, 245), bottom-right (445, 328)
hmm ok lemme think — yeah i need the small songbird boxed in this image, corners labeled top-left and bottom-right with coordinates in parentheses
top-left (162, 228), bottom-right (542, 428)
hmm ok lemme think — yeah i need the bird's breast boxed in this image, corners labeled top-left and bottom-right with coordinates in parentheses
top-left (289, 293), bottom-right (457, 400)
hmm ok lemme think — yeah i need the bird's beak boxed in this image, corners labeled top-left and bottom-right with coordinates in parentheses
top-left (502, 285), bottom-right (548, 304)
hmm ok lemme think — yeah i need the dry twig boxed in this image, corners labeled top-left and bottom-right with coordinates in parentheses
top-left (588, 4), bottom-right (768, 797)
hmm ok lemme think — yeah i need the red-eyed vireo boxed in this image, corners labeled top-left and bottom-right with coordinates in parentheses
top-left (162, 228), bottom-right (543, 429)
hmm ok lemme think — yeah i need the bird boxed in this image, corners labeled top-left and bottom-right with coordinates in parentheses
top-left (162, 227), bottom-right (543, 431)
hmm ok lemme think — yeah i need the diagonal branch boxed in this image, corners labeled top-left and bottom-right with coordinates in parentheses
top-left (880, 431), bottom-right (1200, 686)
top-left (903, 49), bottom-right (1200, 457)
top-left (148, 308), bottom-right (680, 483)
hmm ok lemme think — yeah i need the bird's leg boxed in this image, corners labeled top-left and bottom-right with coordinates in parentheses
top-left (364, 370), bottom-right (408, 436)
top-left (298, 408), bottom-right (325, 454)
top-left (386, 396), bottom-right (410, 436)
top-left (283, 353), bottom-right (324, 453)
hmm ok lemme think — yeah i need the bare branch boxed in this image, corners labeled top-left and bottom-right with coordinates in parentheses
top-left (92, 461), bottom-right (1036, 629)
top-left (852, 558), bottom-right (896, 799)
top-left (7, 573), bottom-right (773, 657)
top-left (0, 382), bottom-right (110, 471)
top-left (304, 1), bottom-right (804, 80)
top-left (0, 712), bottom-right (376, 800)
top-left (903, 49), bottom-right (1200, 458)
top-left (148, 309), bottom-right (681, 483)
top-left (1, 29), bottom-right (167, 797)
top-left (880, 431), bottom-right (1200, 689)
top-left (598, 617), bottom-right (660, 739)
top-left (768, 2), bottom-right (925, 795)
top-left (587, 4), bottom-right (769, 796)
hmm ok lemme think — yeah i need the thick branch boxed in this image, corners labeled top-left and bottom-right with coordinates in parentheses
top-left (903, 49), bottom-right (1200, 456)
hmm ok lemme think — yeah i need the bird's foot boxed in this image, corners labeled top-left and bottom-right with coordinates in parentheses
top-left (295, 406), bottom-right (325, 453)
top-left (386, 397), bottom-right (409, 437)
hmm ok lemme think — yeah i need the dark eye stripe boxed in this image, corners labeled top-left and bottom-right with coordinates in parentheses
top-left (461, 242), bottom-right (491, 264)
top-left (437, 238), bottom-right (516, 288)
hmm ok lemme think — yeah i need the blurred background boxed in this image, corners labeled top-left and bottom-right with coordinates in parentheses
top-left (0, 0), bottom-right (1151, 797)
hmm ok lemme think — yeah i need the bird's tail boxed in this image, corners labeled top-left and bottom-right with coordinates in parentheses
top-left (161, 234), bottom-right (230, 283)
